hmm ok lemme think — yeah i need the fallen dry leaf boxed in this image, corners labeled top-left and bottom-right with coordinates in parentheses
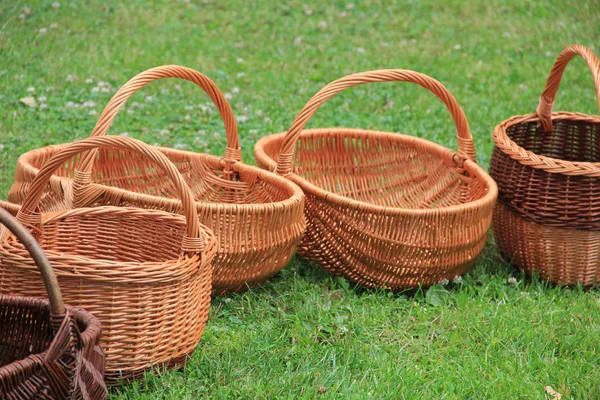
top-left (20, 96), bottom-right (37, 108)
top-left (545, 385), bottom-right (562, 399)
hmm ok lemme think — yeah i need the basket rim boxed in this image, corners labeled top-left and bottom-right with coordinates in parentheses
top-left (2, 206), bottom-right (215, 283)
top-left (254, 128), bottom-right (498, 217)
top-left (0, 296), bottom-right (102, 374)
top-left (15, 143), bottom-right (305, 213)
top-left (492, 111), bottom-right (600, 177)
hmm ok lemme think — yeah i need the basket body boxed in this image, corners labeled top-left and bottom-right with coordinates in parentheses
top-left (0, 296), bottom-right (107, 399)
top-left (255, 128), bottom-right (497, 290)
top-left (8, 146), bottom-right (305, 294)
top-left (490, 113), bottom-right (600, 285)
top-left (0, 207), bottom-right (217, 384)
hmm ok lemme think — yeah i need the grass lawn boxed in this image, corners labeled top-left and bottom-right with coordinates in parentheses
top-left (1, 0), bottom-right (600, 398)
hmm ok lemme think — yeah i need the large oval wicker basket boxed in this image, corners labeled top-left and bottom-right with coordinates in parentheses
top-left (0, 207), bottom-right (107, 399)
top-left (8, 66), bottom-right (305, 294)
top-left (490, 44), bottom-right (600, 286)
top-left (1, 136), bottom-right (218, 384)
top-left (255, 69), bottom-right (497, 290)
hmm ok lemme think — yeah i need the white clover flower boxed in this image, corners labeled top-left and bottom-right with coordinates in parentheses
top-left (173, 143), bottom-right (186, 150)
top-left (224, 92), bottom-right (233, 100)
top-left (39, 103), bottom-right (48, 110)
top-left (236, 57), bottom-right (244, 63)
top-left (237, 72), bottom-right (246, 77)
top-left (222, 297), bottom-right (232, 303)
top-left (91, 87), bottom-right (99, 93)
top-left (27, 87), bottom-right (35, 92)
top-left (88, 110), bottom-right (97, 116)
top-left (452, 276), bottom-right (463, 284)
top-left (339, 11), bottom-right (347, 17)
top-left (249, 129), bottom-right (258, 134)
top-left (174, 84), bottom-right (182, 91)
top-left (184, 115), bottom-right (191, 121)
top-left (159, 129), bottom-right (170, 136)
top-left (38, 95), bottom-right (47, 102)
top-left (519, 84), bottom-right (528, 91)
top-left (294, 37), bottom-right (302, 45)
top-left (346, 3), bottom-right (355, 9)
top-left (339, 326), bottom-right (349, 334)
top-left (19, 14), bottom-right (26, 20)
top-left (263, 117), bottom-right (272, 125)
top-left (50, 23), bottom-right (58, 29)
top-left (184, 105), bottom-right (194, 110)
top-left (23, 7), bottom-right (31, 15)
top-left (82, 101), bottom-right (96, 108)
top-left (545, 52), bottom-right (553, 58)
top-left (356, 47), bottom-right (365, 54)
top-left (508, 277), bottom-right (517, 285)
top-left (236, 115), bottom-right (249, 123)
top-left (39, 28), bottom-right (48, 35)
top-left (231, 86), bottom-right (240, 94)
top-left (66, 101), bottom-right (75, 108)
top-left (438, 278), bottom-right (449, 286)
top-left (503, 32), bottom-right (511, 38)
top-left (127, 109), bottom-right (134, 115)
top-left (66, 74), bottom-right (75, 82)
top-left (197, 129), bottom-right (206, 135)
top-left (0, 143), bottom-right (4, 151)
top-left (318, 21), bottom-right (327, 28)
top-left (131, 102), bottom-right (141, 108)
top-left (52, 2), bottom-right (60, 8)
top-left (145, 96), bottom-right (153, 102)
top-left (101, 87), bottom-right (110, 93)
top-left (453, 44), bottom-right (461, 50)
top-left (120, 132), bottom-right (129, 136)
top-left (85, 78), bottom-right (93, 83)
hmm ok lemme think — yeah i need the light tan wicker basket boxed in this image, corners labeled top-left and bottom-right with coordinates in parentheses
top-left (255, 69), bottom-right (497, 290)
top-left (1, 135), bottom-right (217, 384)
top-left (8, 65), bottom-right (305, 294)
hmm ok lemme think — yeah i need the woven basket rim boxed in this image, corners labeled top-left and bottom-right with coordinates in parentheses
top-left (0, 296), bottom-right (102, 371)
top-left (492, 111), bottom-right (600, 177)
top-left (255, 128), bottom-right (498, 216)
top-left (2, 206), bottom-right (215, 282)
top-left (15, 143), bottom-right (305, 212)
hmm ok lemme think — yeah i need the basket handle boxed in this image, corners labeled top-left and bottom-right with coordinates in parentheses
top-left (0, 207), bottom-right (65, 315)
top-left (79, 65), bottom-right (240, 176)
top-left (17, 136), bottom-right (204, 255)
top-left (537, 44), bottom-right (600, 132)
top-left (275, 69), bottom-right (474, 175)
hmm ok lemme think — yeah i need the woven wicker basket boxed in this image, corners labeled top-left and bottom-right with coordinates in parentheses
top-left (490, 44), bottom-right (600, 286)
top-left (8, 66), bottom-right (305, 294)
top-left (255, 69), bottom-right (497, 290)
top-left (0, 207), bottom-right (107, 399)
top-left (1, 136), bottom-right (217, 384)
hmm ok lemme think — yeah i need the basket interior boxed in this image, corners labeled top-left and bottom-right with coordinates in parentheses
top-left (31, 211), bottom-right (186, 263)
top-left (506, 119), bottom-right (600, 162)
top-left (26, 147), bottom-right (292, 207)
top-left (287, 129), bottom-right (488, 209)
top-left (0, 298), bottom-right (53, 366)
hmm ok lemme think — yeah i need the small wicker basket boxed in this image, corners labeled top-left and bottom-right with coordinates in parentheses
top-left (1, 135), bottom-right (217, 384)
top-left (255, 69), bottom-right (497, 290)
top-left (8, 66), bottom-right (305, 294)
top-left (0, 207), bottom-right (107, 399)
top-left (490, 44), bottom-right (600, 286)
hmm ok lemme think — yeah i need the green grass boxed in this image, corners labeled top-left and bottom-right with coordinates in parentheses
top-left (1, 0), bottom-right (600, 398)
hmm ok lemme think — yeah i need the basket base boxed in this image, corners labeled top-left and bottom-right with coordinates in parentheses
top-left (493, 202), bottom-right (600, 287)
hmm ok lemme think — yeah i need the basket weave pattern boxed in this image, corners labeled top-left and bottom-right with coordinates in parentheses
top-left (255, 70), bottom-right (497, 290)
top-left (490, 44), bottom-right (600, 285)
top-left (1, 136), bottom-right (217, 384)
top-left (0, 208), bottom-right (107, 399)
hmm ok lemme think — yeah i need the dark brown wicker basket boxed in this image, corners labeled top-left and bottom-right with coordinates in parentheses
top-left (0, 207), bottom-right (107, 399)
top-left (490, 44), bottom-right (600, 286)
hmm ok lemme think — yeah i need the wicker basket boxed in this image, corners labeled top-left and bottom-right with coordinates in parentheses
top-left (8, 66), bottom-right (305, 294)
top-left (0, 207), bottom-right (107, 399)
top-left (490, 44), bottom-right (600, 286)
top-left (1, 136), bottom-right (217, 384)
top-left (254, 69), bottom-right (497, 290)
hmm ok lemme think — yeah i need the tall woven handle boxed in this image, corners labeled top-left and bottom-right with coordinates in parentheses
top-left (0, 207), bottom-right (65, 315)
top-left (537, 44), bottom-right (600, 132)
top-left (79, 65), bottom-right (240, 175)
top-left (17, 136), bottom-right (204, 254)
top-left (275, 69), bottom-right (474, 175)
